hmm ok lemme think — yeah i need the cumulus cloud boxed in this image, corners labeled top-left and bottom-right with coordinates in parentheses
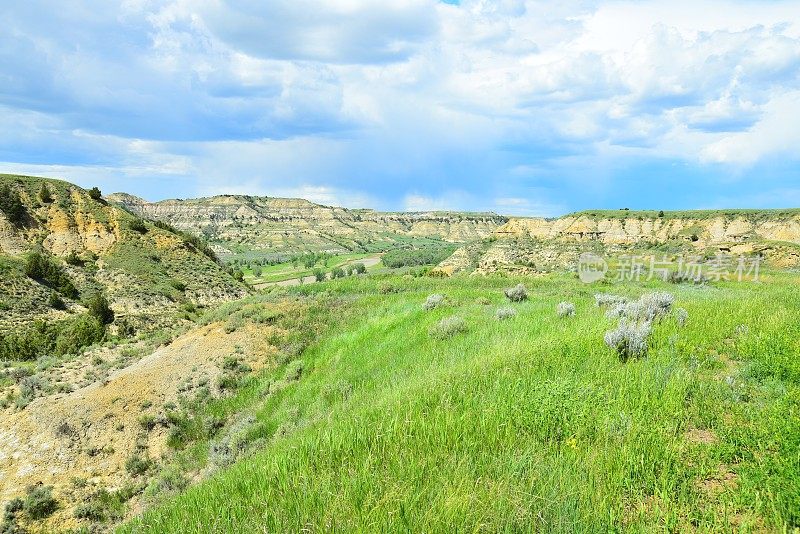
top-left (701, 91), bottom-right (800, 164)
top-left (198, 0), bottom-right (440, 64)
top-left (0, 0), bottom-right (799, 212)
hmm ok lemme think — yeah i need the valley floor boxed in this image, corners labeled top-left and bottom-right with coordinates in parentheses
top-left (3, 272), bottom-right (800, 532)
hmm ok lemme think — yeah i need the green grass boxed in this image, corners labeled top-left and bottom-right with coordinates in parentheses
top-left (120, 271), bottom-right (800, 532)
top-left (243, 253), bottom-right (375, 284)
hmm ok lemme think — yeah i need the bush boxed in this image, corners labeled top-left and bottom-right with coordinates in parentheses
top-left (74, 501), bottom-right (107, 521)
top-left (138, 414), bottom-right (157, 431)
top-left (313, 268), bottom-right (325, 282)
top-left (331, 267), bottom-right (345, 279)
top-left (86, 293), bottom-right (114, 325)
top-left (605, 292), bottom-right (674, 323)
top-left (495, 307), bottom-right (517, 320)
top-left (504, 284), bottom-right (528, 302)
top-left (423, 294), bottom-right (445, 310)
top-left (23, 485), bottom-right (58, 519)
top-left (594, 294), bottom-right (627, 307)
top-left (48, 292), bottom-right (66, 310)
top-left (0, 184), bottom-right (24, 226)
top-left (0, 322), bottom-right (54, 361)
top-left (38, 183), bottom-right (53, 204)
top-left (0, 314), bottom-right (106, 361)
top-left (604, 319), bottom-right (651, 361)
top-left (125, 454), bottom-right (153, 476)
top-left (209, 415), bottom-right (256, 467)
top-left (55, 315), bottom-right (105, 355)
top-left (87, 187), bottom-right (102, 200)
top-left (217, 373), bottom-right (240, 391)
top-left (352, 262), bottom-right (367, 274)
top-left (64, 251), bottom-right (83, 266)
top-left (667, 271), bottom-right (709, 285)
top-left (24, 252), bottom-right (78, 298)
top-left (429, 316), bottom-right (468, 339)
top-left (15, 376), bottom-right (42, 409)
top-left (676, 307), bottom-right (688, 327)
top-left (129, 218), bottom-right (147, 233)
top-left (170, 280), bottom-right (187, 292)
top-left (556, 302), bottom-right (576, 318)
top-left (4, 496), bottom-right (23, 519)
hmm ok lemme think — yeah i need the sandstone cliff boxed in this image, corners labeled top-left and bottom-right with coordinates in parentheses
top-left (0, 175), bottom-right (248, 330)
top-left (494, 211), bottom-right (800, 246)
top-left (436, 209), bottom-right (800, 275)
top-left (108, 193), bottom-right (507, 256)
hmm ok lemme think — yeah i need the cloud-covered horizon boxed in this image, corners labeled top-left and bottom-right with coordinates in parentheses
top-left (1, 0), bottom-right (799, 216)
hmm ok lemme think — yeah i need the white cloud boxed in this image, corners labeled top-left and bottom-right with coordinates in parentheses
top-left (402, 190), bottom-right (487, 212)
top-left (701, 90), bottom-right (800, 164)
top-left (1, 0), bottom-right (800, 211)
top-left (197, 0), bottom-right (440, 64)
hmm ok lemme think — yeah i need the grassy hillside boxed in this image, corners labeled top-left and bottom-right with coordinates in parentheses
top-left (0, 174), bottom-right (247, 333)
top-left (118, 272), bottom-right (799, 532)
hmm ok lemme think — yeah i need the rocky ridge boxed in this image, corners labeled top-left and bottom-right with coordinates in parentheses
top-left (436, 210), bottom-right (800, 275)
top-left (0, 175), bottom-right (248, 330)
top-left (108, 193), bottom-right (507, 256)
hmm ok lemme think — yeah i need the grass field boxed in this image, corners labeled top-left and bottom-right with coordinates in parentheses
top-left (241, 253), bottom-right (375, 284)
top-left (118, 271), bottom-right (800, 533)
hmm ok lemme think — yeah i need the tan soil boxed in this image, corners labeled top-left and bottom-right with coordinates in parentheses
top-left (0, 321), bottom-right (278, 532)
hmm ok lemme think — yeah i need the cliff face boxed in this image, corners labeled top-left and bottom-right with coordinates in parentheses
top-left (108, 194), bottom-right (507, 255)
top-left (494, 213), bottom-right (800, 246)
top-left (436, 210), bottom-right (800, 275)
top-left (0, 176), bottom-right (248, 331)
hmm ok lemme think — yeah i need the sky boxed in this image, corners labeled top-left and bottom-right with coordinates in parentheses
top-left (1, 0), bottom-right (799, 216)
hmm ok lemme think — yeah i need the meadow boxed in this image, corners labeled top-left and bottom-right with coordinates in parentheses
top-left (119, 271), bottom-right (800, 533)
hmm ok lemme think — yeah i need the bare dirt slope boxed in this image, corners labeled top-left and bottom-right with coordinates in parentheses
top-left (0, 320), bottom-right (277, 532)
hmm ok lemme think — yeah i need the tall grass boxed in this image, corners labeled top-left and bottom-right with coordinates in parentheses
top-left (122, 273), bottom-right (800, 532)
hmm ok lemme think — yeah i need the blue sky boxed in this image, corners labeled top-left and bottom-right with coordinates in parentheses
top-left (1, 0), bottom-right (799, 215)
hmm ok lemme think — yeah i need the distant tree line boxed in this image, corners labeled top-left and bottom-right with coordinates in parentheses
top-left (382, 244), bottom-right (457, 269)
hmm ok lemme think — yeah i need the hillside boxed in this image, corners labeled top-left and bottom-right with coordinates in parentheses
top-left (114, 273), bottom-right (798, 532)
top-left (436, 210), bottom-right (800, 275)
top-left (107, 193), bottom-right (507, 258)
top-left (0, 175), bottom-right (248, 333)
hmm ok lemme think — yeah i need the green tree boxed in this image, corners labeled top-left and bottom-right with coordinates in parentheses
top-left (48, 292), bottom-right (66, 310)
top-left (0, 184), bottom-right (25, 225)
top-left (88, 187), bottom-right (102, 200)
top-left (38, 183), bottom-right (53, 203)
top-left (313, 268), bottom-right (325, 282)
top-left (86, 293), bottom-right (114, 325)
top-left (55, 315), bottom-right (105, 356)
top-left (25, 252), bottom-right (78, 298)
top-left (129, 218), bottom-right (147, 233)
